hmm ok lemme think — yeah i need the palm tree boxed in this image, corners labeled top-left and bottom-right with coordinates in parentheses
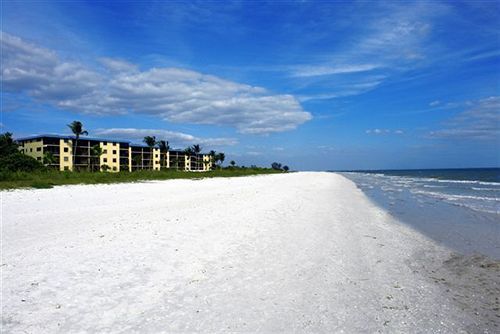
top-left (90, 144), bottom-right (103, 172)
top-left (191, 144), bottom-right (201, 154)
top-left (171, 156), bottom-right (179, 170)
top-left (132, 155), bottom-right (142, 170)
top-left (216, 152), bottom-right (225, 167)
top-left (43, 151), bottom-right (56, 167)
top-left (67, 121), bottom-right (88, 170)
top-left (230, 160), bottom-right (236, 167)
top-left (191, 144), bottom-right (202, 170)
top-left (157, 140), bottom-right (170, 169)
top-left (143, 136), bottom-right (156, 170)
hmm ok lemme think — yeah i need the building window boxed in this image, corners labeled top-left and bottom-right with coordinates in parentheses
top-left (112, 158), bottom-right (117, 163)
top-left (103, 141), bottom-right (107, 145)
top-left (112, 150), bottom-right (117, 154)
top-left (30, 148), bottom-right (33, 152)
top-left (103, 149), bottom-right (108, 154)
top-left (103, 158), bottom-right (108, 163)
top-left (36, 147), bottom-right (42, 152)
top-left (64, 166), bottom-right (69, 171)
top-left (37, 157), bottom-right (41, 161)
top-left (64, 147), bottom-right (69, 152)
top-left (113, 143), bottom-right (116, 146)
top-left (112, 167), bottom-right (117, 171)
top-left (64, 157), bottom-right (69, 162)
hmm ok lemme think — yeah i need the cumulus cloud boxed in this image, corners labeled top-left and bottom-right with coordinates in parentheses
top-left (1, 32), bottom-right (101, 100)
top-left (1, 32), bottom-right (311, 134)
top-left (366, 129), bottom-right (404, 135)
top-left (429, 96), bottom-right (500, 140)
top-left (94, 128), bottom-right (238, 147)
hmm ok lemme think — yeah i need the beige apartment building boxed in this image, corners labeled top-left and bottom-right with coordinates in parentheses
top-left (17, 135), bottom-right (213, 172)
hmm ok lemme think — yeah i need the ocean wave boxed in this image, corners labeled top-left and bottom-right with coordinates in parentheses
top-left (471, 187), bottom-right (500, 191)
top-left (434, 179), bottom-right (500, 186)
top-left (447, 202), bottom-right (500, 215)
top-left (411, 190), bottom-right (500, 202)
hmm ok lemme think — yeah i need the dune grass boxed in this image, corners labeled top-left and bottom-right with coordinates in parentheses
top-left (0, 168), bottom-right (283, 190)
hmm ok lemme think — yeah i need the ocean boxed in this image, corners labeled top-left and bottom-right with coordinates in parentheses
top-left (339, 168), bottom-right (500, 258)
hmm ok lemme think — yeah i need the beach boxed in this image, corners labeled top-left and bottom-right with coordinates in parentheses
top-left (1, 172), bottom-right (498, 332)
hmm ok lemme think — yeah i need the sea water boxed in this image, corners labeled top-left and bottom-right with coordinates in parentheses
top-left (339, 168), bottom-right (500, 258)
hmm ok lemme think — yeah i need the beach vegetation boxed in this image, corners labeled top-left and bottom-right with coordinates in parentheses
top-left (90, 144), bottom-right (103, 172)
top-left (0, 132), bottom-right (45, 173)
top-left (271, 162), bottom-right (282, 170)
top-left (43, 151), bottom-right (56, 165)
top-left (271, 162), bottom-right (291, 172)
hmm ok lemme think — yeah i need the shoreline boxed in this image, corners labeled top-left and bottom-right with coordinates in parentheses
top-left (341, 172), bottom-right (500, 259)
top-left (2, 172), bottom-right (498, 332)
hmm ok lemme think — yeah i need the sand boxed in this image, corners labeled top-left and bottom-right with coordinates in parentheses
top-left (1, 172), bottom-right (498, 332)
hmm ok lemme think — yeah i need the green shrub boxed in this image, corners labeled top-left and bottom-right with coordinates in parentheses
top-left (0, 154), bottom-right (45, 172)
top-left (30, 181), bottom-right (53, 189)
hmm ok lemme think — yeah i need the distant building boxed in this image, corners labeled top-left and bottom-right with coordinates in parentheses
top-left (16, 134), bottom-right (213, 172)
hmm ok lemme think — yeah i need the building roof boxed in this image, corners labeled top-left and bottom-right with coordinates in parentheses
top-left (15, 134), bottom-right (130, 144)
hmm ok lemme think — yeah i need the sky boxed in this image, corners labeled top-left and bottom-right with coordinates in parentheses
top-left (1, 0), bottom-right (499, 170)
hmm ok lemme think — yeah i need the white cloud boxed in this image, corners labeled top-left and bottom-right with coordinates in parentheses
top-left (290, 64), bottom-right (380, 78)
top-left (366, 129), bottom-right (404, 135)
top-left (287, 3), bottom-right (448, 101)
top-left (1, 32), bottom-right (312, 135)
top-left (94, 128), bottom-right (238, 147)
top-left (246, 151), bottom-right (262, 156)
top-left (99, 57), bottom-right (138, 73)
top-left (429, 100), bottom-right (441, 107)
top-left (429, 96), bottom-right (500, 140)
top-left (298, 79), bottom-right (385, 102)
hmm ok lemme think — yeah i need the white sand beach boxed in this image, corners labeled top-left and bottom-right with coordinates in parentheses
top-left (1, 172), bottom-right (498, 332)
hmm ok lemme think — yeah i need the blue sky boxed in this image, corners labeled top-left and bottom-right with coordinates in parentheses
top-left (1, 0), bottom-right (499, 170)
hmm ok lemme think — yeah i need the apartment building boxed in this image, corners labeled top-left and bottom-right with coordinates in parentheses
top-left (16, 135), bottom-right (213, 172)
